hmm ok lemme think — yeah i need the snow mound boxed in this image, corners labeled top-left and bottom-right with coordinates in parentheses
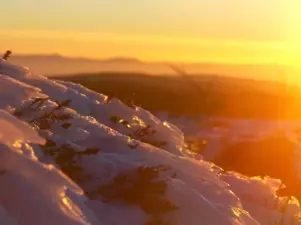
top-left (0, 58), bottom-right (300, 224)
top-left (0, 109), bottom-right (100, 225)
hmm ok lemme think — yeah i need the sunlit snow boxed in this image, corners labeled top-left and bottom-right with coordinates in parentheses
top-left (0, 58), bottom-right (300, 225)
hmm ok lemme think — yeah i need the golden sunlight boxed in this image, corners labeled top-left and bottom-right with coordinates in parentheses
top-left (284, 0), bottom-right (301, 66)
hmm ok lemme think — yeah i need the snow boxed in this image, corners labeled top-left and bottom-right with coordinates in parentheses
top-left (0, 110), bottom-right (100, 225)
top-left (163, 115), bottom-right (301, 160)
top-left (0, 110), bottom-right (44, 146)
top-left (0, 58), bottom-right (301, 224)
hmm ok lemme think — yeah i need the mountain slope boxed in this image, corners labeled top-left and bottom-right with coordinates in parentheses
top-left (0, 58), bottom-right (300, 225)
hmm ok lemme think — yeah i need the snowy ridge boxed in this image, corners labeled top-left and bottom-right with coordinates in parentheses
top-left (0, 59), bottom-right (300, 225)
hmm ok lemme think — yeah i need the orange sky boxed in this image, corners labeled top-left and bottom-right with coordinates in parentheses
top-left (0, 0), bottom-right (300, 66)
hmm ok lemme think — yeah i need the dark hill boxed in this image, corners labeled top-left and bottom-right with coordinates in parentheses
top-left (53, 72), bottom-right (301, 120)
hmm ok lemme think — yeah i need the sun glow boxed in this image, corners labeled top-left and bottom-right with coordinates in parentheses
top-left (284, 1), bottom-right (301, 67)
top-left (1, 0), bottom-right (301, 82)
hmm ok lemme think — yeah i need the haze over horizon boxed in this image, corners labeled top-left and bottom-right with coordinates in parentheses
top-left (9, 52), bottom-right (290, 65)
top-left (7, 53), bottom-right (294, 86)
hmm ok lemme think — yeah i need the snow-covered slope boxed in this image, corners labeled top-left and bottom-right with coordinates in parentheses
top-left (0, 59), bottom-right (300, 225)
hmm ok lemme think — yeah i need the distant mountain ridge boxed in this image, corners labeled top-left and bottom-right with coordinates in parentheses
top-left (10, 54), bottom-right (290, 83)
top-left (13, 54), bottom-right (143, 64)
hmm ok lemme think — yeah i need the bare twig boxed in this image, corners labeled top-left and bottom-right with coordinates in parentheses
top-left (2, 50), bottom-right (12, 60)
